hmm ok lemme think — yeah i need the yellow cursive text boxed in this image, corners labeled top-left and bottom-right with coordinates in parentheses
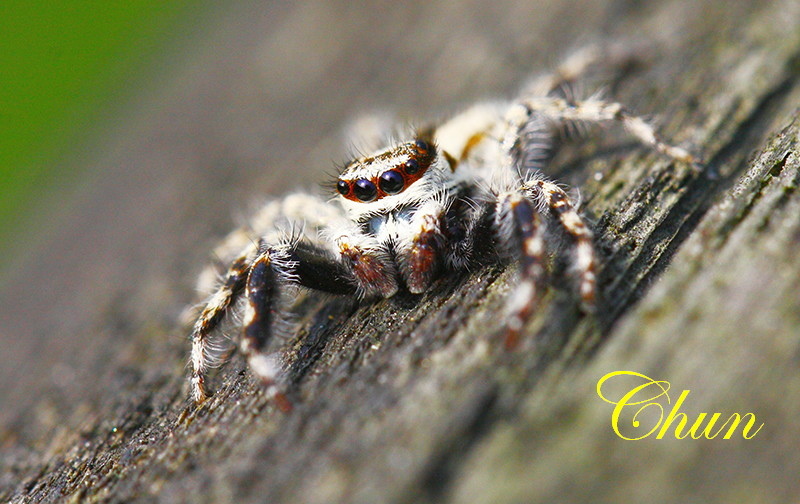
top-left (596, 371), bottom-right (763, 440)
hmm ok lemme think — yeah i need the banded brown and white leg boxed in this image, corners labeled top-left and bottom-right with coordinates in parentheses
top-left (236, 240), bottom-right (358, 409)
top-left (496, 192), bottom-right (547, 348)
top-left (240, 246), bottom-right (295, 410)
top-left (190, 243), bottom-right (258, 403)
top-left (191, 234), bottom-right (360, 404)
top-left (526, 179), bottom-right (596, 308)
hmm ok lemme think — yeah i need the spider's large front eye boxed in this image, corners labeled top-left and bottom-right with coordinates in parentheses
top-left (353, 178), bottom-right (377, 201)
top-left (336, 180), bottom-right (350, 196)
top-left (378, 169), bottom-right (404, 194)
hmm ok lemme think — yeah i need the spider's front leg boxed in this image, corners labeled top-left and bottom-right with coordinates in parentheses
top-left (238, 245), bottom-right (295, 410)
top-left (190, 236), bottom-right (358, 406)
top-left (239, 240), bottom-right (361, 409)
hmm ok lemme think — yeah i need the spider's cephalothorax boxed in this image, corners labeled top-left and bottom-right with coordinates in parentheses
top-left (188, 49), bottom-right (698, 405)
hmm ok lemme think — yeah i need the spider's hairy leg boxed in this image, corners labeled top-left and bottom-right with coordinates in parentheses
top-left (527, 179), bottom-right (597, 308)
top-left (520, 96), bottom-right (699, 166)
top-left (189, 208), bottom-right (359, 404)
top-left (190, 243), bottom-right (257, 403)
top-left (230, 239), bottom-right (357, 409)
top-left (495, 192), bottom-right (547, 348)
top-left (441, 192), bottom-right (485, 271)
top-left (396, 198), bottom-right (446, 293)
top-left (524, 42), bottom-right (649, 98)
top-left (240, 246), bottom-right (295, 412)
top-left (524, 44), bottom-right (604, 97)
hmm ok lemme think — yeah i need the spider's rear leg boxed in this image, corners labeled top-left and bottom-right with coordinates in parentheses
top-left (524, 44), bottom-right (604, 98)
top-left (496, 193), bottom-right (548, 348)
top-left (520, 96), bottom-right (700, 167)
top-left (525, 42), bottom-right (649, 99)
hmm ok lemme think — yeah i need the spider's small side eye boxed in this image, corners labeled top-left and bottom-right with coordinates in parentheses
top-left (403, 158), bottom-right (420, 175)
top-left (354, 179), bottom-right (378, 201)
top-left (337, 180), bottom-right (351, 196)
top-left (414, 139), bottom-right (430, 153)
top-left (379, 170), bottom-right (404, 194)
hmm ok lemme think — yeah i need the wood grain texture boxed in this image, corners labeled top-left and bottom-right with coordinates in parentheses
top-left (2, 1), bottom-right (800, 502)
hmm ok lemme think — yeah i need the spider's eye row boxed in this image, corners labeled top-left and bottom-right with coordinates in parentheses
top-left (353, 178), bottom-right (378, 201)
top-left (338, 140), bottom-right (435, 203)
top-left (379, 169), bottom-right (404, 194)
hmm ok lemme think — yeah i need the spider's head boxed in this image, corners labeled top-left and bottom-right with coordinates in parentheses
top-left (336, 138), bottom-right (437, 204)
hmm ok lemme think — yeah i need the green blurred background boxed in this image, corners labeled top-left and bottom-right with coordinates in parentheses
top-left (0, 1), bottom-right (196, 266)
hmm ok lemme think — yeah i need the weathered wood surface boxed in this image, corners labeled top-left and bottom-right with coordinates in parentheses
top-left (2, 1), bottom-right (800, 502)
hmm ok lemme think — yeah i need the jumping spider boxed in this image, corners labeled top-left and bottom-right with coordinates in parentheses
top-left (188, 48), bottom-right (698, 405)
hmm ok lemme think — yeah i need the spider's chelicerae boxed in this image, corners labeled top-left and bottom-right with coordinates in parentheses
top-left (188, 49), bottom-right (698, 405)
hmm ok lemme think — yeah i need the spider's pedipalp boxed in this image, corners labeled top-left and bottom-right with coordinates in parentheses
top-left (395, 197), bottom-right (447, 293)
top-left (334, 232), bottom-right (398, 298)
